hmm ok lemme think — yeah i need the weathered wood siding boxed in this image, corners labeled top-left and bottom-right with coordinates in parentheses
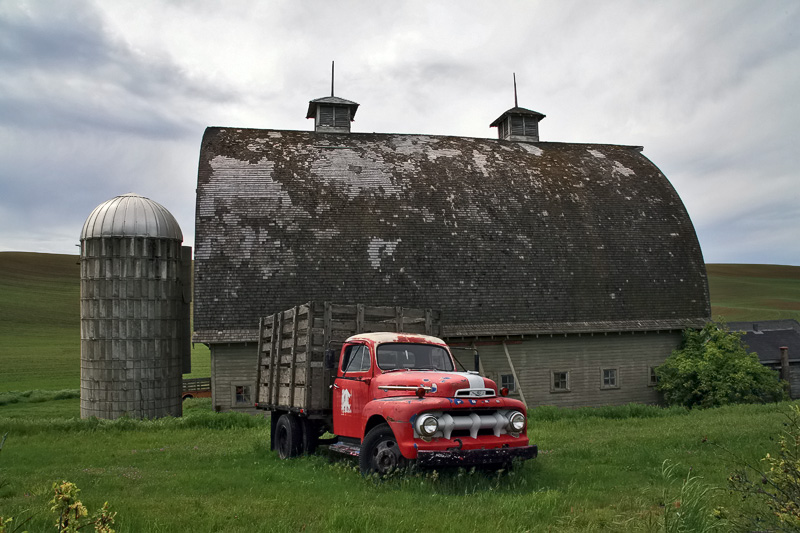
top-left (765, 362), bottom-right (800, 399)
top-left (212, 330), bottom-right (682, 412)
top-left (257, 302), bottom-right (441, 412)
top-left (210, 343), bottom-right (259, 414)
top-left (494, 332), bottom-right (683, 408)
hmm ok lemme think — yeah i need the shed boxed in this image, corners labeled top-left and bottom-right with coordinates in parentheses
top-left (193, 91), bottom-right (710, 412)
top-left (729, 320), bottom-right (800, 397)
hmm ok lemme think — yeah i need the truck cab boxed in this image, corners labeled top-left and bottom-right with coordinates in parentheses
top-left (329, 332), bottom-right (537, 474)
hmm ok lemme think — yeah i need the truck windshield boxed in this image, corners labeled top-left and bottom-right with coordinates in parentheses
top-left (376, 343), bottom-right (454, 371)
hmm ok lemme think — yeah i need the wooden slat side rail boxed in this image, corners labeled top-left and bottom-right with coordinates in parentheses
top-left (257, 302), bottom-right (442, 411)
top-left (255, 317), bottom-right (264, 405)
top-left (304, 303), bottom-right (314, 409)
top-left (288, 305), bottom-right (299, 406)
top-left (270, 312), bottom-right (281, 406)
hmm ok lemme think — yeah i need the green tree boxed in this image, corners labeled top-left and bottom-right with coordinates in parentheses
top-left (656, 322), bottom-right (787, 408)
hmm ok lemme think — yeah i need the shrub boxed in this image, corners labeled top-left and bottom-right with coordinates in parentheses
top-left (656, 322), bottom-right (787, 408)
top-left (727, 404), bottom-right (800, 532)
top-left (50, 481), bottom-right (116, 533)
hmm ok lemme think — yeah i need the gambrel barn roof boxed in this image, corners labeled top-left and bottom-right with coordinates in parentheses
top-left (194, 127), bottom-right (710, 343)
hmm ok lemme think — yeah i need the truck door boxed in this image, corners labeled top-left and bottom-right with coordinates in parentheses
top-left (333, 343), bottom-right (373, 439)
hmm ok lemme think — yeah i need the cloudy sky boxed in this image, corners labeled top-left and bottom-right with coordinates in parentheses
top-left (1, 0), bottom-right (798, 265)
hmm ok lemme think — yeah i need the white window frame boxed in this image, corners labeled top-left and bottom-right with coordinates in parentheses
top-left (500, 373), bottom-right (516, 393)
top-left (231, 383), bottom-right (254, 406)
top-left (550, 370), bottom-right (570, 393)
top-left (600, 368), bottom-right (620, 390)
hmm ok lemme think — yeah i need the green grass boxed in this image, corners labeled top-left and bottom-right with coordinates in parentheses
top-left (2, 253), bottom-right (799, 530)
top-left (0, 252), bottom-right (210, 392)
top-left (1, 253), bottom-right (797, 393)
top-left (707, 263), bottom-right (800, 322)
top-left (0, 398), bottom-right (793, 531)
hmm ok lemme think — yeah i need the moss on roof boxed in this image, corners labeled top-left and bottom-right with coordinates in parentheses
top-left (194, 128), bottom-right (709, 343)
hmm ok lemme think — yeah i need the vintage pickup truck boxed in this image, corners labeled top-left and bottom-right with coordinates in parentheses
top-left (255, 302), bottom-right (537, 475)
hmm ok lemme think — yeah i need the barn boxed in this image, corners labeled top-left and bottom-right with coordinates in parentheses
top-left (193, 90), bottom-right (710, 412)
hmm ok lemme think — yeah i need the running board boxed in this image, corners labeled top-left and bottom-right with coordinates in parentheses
top-left (329, 441), bottom-right (361, 457)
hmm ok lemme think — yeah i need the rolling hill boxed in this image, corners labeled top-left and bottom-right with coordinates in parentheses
top-left (1, 252), bottom-right (798, 391)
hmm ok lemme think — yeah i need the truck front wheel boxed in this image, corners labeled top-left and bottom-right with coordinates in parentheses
top-left (275, 414), bottom-right (302, 459)
top-left (359, 423), bottom-right (407, 476)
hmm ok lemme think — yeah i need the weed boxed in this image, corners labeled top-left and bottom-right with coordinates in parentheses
top-left (660, 460), bottom-right (727, 532)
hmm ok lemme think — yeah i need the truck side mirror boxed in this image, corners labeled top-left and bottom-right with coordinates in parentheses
top-left (324, 348), bottom-right (338, 370)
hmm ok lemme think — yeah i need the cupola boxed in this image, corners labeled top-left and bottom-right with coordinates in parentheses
top-left (306, 61), bottom-right (359, 133)
top-left (490, 74), bottom-right (545, 142)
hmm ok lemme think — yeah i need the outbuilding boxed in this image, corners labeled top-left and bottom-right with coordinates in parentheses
top-left (193, 88), bottom-right (710, 412)
top-left (729, 320), bottom-right (800, 398)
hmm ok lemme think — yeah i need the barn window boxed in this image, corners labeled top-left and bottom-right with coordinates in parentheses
top-left (601, 368), bottom-right (619, 389)
top-left (649, 367), bottom-right (660, 387)
top-left (232, 384), bottom-right (252, 406)
top-left (501, 374), bottom-right (516, 393)
top-left (551, 371), bottom-right (570, 392)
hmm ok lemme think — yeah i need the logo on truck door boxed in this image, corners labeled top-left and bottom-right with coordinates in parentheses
top-left (341, 388), bottom-right (352, 414)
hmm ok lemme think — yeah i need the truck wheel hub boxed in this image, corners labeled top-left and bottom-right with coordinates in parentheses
top-left (374, 441), bottom-right (399, 471)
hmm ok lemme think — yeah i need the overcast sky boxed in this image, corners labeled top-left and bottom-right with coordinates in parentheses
top-left (1, 0), bottom-right (798, 265)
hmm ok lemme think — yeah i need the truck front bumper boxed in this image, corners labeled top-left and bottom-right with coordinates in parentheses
top-left (417, 444), bottom-right (538, 468)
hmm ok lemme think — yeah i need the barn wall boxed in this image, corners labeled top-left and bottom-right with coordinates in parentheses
top-left (210, 331), bottom-right (682, 412)
top-left (477, 331), bottom-right (683, 408)
top-left (210, 343), bottom-right (259, 414)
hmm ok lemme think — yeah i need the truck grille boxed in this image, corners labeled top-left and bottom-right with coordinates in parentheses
top-left (414, 410), bottom-right (518, 440)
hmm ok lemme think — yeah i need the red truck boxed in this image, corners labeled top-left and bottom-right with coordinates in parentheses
top-left (255, 302), bottom-right (537, 475)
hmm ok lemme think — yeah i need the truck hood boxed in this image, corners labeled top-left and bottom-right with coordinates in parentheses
top-left (373, 371), bottom-right (497, 399)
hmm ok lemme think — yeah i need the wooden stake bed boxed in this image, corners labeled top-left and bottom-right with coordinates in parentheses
top-left (256, 302), bottom-right (441, 412)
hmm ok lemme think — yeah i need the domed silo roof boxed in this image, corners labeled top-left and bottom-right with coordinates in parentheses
top-left (81, 192), bottom-right (183, 241)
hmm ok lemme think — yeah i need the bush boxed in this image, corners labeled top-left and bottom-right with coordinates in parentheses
top-left (656, 322), bottom-right (787, 408)
top-left (727, 404), bottom-right (800, 532)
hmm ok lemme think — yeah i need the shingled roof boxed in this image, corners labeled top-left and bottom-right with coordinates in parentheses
top-left (194, 128), bottom-right (710, 343)
top-left (729, 320), bottom-right (800, 363)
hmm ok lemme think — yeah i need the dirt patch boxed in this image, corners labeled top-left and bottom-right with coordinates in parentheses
top-left (761, 299), bottom-right (800, 311)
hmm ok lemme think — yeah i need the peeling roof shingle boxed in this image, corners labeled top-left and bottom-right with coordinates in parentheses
top-left (193, 128), bottom-right (710, 343)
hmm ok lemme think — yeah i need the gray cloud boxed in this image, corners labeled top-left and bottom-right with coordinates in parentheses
top-left (0, 0), bottom-right (798, 266)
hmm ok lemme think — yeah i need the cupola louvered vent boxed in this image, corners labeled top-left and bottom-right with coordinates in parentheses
top-left (491, 107), bottom-right (545, 143)
top-left (306, 96), bottom-right (359, 133)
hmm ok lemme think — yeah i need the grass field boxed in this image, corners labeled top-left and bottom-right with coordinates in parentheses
top-left (0, 252), bottom-right (209, 392)
top-left (1, 252), bottom-right (798, 393)
top-left (1, 396), bottom-right (794, 531)
top-left (1, 253), bottom-right (799, 530)
top-left (706, 263), bottom-right (800, 323)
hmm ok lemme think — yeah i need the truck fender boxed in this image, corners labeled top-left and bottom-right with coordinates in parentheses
top-left (362, 414), bottom-right (388, 441)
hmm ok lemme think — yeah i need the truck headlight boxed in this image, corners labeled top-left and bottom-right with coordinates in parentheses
top-left (416, 414), bottom-right (439, 437)
top-left (508, 411), bottom-right (525, 433)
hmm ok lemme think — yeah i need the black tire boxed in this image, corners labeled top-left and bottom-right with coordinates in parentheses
top-left (300, 417), bottom-right (319, 455)
top-left (359, 423), bottom-right (407, 476)
top-left (275, 414), bottom-right (302, 459)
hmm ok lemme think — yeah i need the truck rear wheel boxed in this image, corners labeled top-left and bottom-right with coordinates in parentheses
top-left (359, 423), bottom-right (407, 476)
top-left (275, 414), bottom-right (302, 459)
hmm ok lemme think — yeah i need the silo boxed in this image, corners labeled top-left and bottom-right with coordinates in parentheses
top-left (80, 193), bottom-right (192, 419)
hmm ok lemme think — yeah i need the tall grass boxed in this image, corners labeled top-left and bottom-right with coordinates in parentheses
top-left (1, 400), bottom-right (794, 532)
